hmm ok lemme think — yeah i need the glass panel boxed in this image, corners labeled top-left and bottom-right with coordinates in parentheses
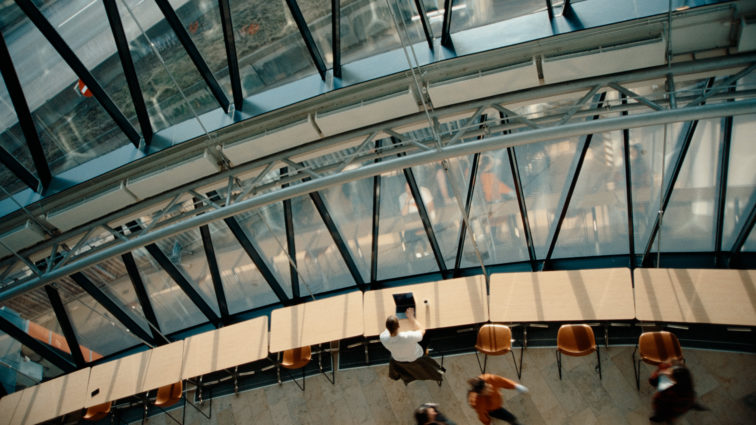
top-left (553, 130), bottom-right (629, 258)
top-left (118, 0), bottom-right (216, 132)
top-left (131, 246), bottom-right (208, 334)
top-left (515, 138), bottom-right (579, 259)
top-left (409, 161), bottom-right (462, 270)
top-left (3, 4), bottom-right (132, 178)
top-left (0, 83), bottom-right (34, 200)
top-left (154, 228), bottom-right (220, 314)
top-left (462, 151), bottom-right (529, 267)
top-left (290, 195), bottom-right (355, 294)
top-left (234, 203), bottom-right (294, 298)
top-left (229, 0), bottom-right (316, 97)
top-left (377, 170), bottom-right (438, 280)
top-left (723, 114), bottom-right (756, 251)
top-left (205, 221), bottom-right (279, 314)
top-left (167, 0), bottom-right (233, 96)
top-left (629, 122), bottom-right (684, 253)
top-left (339, 0), bottom-right (404, 65)
top-left (319, 171), bottom-right (373, 282)
top-left (0, 295), bottom-right (66, 391)
top-left (299, 0), bottom-right (333, 68)
top-left (744, 227), bottom-right (756, 252)
top-left (449, 0), bottom-right (545, 35)
top-left (55, 275), bottom-right (145, 357)
top-left (659, 119), bottom-right (721, 252)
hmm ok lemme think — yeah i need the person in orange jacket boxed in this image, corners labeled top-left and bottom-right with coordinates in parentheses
top-left (467, 374), bottom-right (528, 425)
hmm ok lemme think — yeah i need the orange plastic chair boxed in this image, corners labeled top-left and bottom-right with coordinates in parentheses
top-left (83, 401), bottom-right (112, 421)
top-left (475, 324), bottom-right (522, 378)
top-left (556, 324), bottom-right (601, 380)
top-left (278, 346), bottom-right (312, 391)
top-left (632, 331), bottom-right (684, 390)
top-left (154, 381), bottom-right (183, 408)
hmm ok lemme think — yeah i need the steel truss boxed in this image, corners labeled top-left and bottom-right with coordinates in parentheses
top-left (1, 56), bottom-right (755, 305)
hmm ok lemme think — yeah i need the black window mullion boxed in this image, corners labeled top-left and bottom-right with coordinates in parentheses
top-left (403, 167), bottom-right (448, 277)
top-left (370, 140), bottom-right (382, 286)
top-left (0, 31), bottom-right (50, 188)
top-left (0, 145), bottom-right (40, 192)
top-left (103, 0), bottom-right (153, 145)
top-left (44, 284), bottom-right (86, 367)
top-left (218, 0), bottom-right (243, 111)
top-left (223, 216), bottom-right (291, 305)
top-left (714, 112), bottom-right (733, 265)
top-left (14, 0), bottom-right (141, 147)
top-left (545, 0), bottom-right (555, 20)
top-left (284, 0), bottom-right (327, 80)
top-left (283, 195), bottom-right (299, 299)
top-left (332, 0), bottom-right (341, 79)
top-left (144, 243), bottom-right (221, 327)
top-left (0, 312), bottom-right (76, 373)
top-left (543, 92), bottom-right (607, 268)
top-left (621, 95), bottom-right (636, 269)
top-left (70, 271), bottom-right (155, 346)
top-left (154, 0), bottom-right (230, 111)
top-left (729, 197), bottom-right (756, 255)
top-left (413, 0), bottom-right (434, 50)
top-left (121, 251), bottom-right (164, 339)
top-left (199, 225), bottom-right (230, 323)
top-left (309, 191), bottom-right (367, 291)
top-left (507, 147), bottom-right (538, 271)
top-left (440, 0), bottom-right (453, 47)
top-left (453, 152), bottom-right (481, 275)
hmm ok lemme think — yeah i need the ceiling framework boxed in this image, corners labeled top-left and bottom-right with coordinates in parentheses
top-left (0, 1), bottom-right (754, 375)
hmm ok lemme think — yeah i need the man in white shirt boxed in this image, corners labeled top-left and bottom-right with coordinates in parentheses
top-left (380, 307), bottom-right (424, 362)
top-left (380, 308), bottom-right (445, 385)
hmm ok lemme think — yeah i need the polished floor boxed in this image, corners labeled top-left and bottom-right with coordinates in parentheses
top-left (139, 346), bottom-right (756, 425)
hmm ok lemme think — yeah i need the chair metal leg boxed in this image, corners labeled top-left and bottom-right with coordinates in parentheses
top-left (318, 345), bottom-right (336, 385)
top-left (474, 351), bottom-right (487, 374)
top-left (556, 349), bottom-right (562, 380)
top-left (510, 349), bottom-right (522, 380)
top-left (632, 345), bottom-right (640, 391)
top-left (596, 347), bottom-right (602, 380)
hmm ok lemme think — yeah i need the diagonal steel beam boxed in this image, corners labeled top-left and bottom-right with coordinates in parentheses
top-left (144, 243), bottom-right (221, 327)
top-left (544, 92), bottom-right (606, 268)
top-left (281, 171), bottom-right (300, 299)
top-left (44, 284), bottom-right (86, 367)
top-left (309, 191), bottom-right (367, 291)
top-left (218, 0), bottom-right (244, 111)
top-left (508, 146), bottom-right (538, 271)
top-left (714, 113), bottom-right (732, 263)
top-left (620, 95), bottom-right (636, 268)
top-left (413, 0), bottom-right (434, 50)
top-left (370, 140), bottom-right (382, 285)
top-left (609, 82), bottom-right (663, 111)
top-left (70, 271), bottom-right (155, 345)
top-left (224, 216), bottom-right (291, 304)
top-left (332, 0), bottom-right (341, 79)
top-left (729, 193), bottom-right (756, 255)
top-left (14, 0), bottom-right (141, 146)
top-left (545, 0), bottom-right (555, 20)
top-left (0, 145), bottom-right (39, 192)
top-left (284, 0), bottom-right (327, 80)
top-left (640, 120), bottom-right (699, 266)
top-left (154, 0), bottom-right (230, 111)
top-left (121, 251), bottom-right (164, 340)
top-left (198, 224), bottom-right (230, 323)
top-left (103, 0), bottom-right (153, 145)
top-left (441, 0), bottom-right (453, 47)
top-left (0, 312), bottom-right (76, 373)
top-left (453, 152), bottom-right (480, 274)
top-left (0, 32), bottom-right (50, 188)
top-left (400, 156), bottom-right (448, 276)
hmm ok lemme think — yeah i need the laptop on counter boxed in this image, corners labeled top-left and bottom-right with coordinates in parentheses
top-left (393, 292), bottom-right (416, 319)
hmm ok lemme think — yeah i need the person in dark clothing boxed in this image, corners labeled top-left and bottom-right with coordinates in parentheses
top-left (414, 403), bottom-right (456, 425)
top-left (649, 362), bottom-right (707, 423)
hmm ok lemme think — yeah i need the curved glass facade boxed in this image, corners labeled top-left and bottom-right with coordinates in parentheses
top-left (0, 0), bottom-right (754, 392)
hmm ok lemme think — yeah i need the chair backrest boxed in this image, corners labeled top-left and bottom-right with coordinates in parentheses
top-left (83, 401), bottom-right (112, 421)
top-left (475, 324), bottom-right (512, 355)
top-left (638, 331), bottom-right (683, 365)
top-left (282, 346), bottom-right (312, 369)
top-left (557, 324), bottom-right (597, 356)
top-left (154, 381), bottom-right (183, 408)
